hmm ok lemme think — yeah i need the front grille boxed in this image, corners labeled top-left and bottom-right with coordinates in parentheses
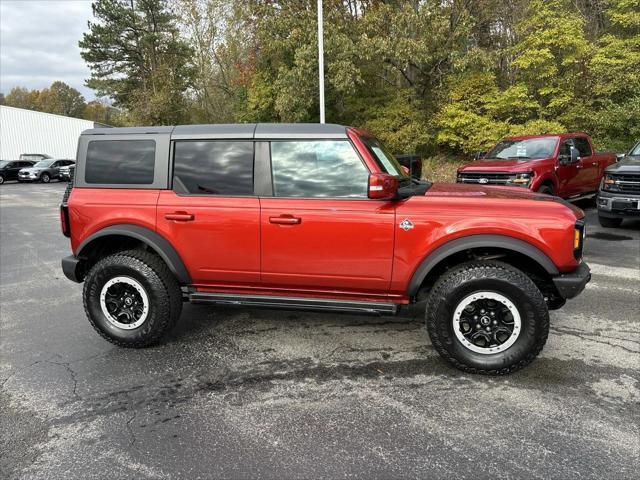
top-left (457, 172), bottom-right (512, 185)
top-left (610, 174), bottom-right (640, 193)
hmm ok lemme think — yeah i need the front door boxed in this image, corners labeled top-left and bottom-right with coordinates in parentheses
top-left (556, 139), bottom-right (583, 197)
top-left (260, 140), bottom-right (395, 294)
top-left (156, 140), bottom-right (260, 286)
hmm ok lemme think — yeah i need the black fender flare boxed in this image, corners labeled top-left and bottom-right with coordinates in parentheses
top-left (77, 224), bottom-right (191, 284)
top-left (407, 234), bottom-right (559, 297)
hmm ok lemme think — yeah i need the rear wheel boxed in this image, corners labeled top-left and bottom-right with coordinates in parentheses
top-left (598, 215), bottom-right (622, 228)
top-left (426, 261), bottom-right (549, 375)
top-left (41, 173), bottom-right (50, 183)
top-left (83, 250), bottom-right (182, 347)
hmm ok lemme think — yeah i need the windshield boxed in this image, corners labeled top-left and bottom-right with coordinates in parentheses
top-left (630, 141), bottom-right (640, 156)
top-left (485, 137), bottom-right (559, 160)
top-left (33, 160), bottom-right (54, 168)
top-left (361, 137), bottom-right (409, 180)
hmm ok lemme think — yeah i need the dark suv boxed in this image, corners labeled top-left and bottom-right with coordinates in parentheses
top-left (597, 140), bottom-right (640, 227)
top-left (0, 160), bottom-right (36, 184)
top-left (60, 123), bottom-right (590, 375)
top-left (18, 159), bottom-right (75, 183)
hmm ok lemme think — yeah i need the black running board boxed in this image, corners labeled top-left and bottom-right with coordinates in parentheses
top-left (189, 292), bottom-right (398, 315)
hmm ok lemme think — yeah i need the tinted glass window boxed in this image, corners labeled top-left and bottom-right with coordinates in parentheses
top-left (173, 141), bottom-right (254, 195)
top-left (85, 140), bottom-right (155, 184)
top-left (271, 141), bottom-right (368, 198)
top-left (574, 137), bottom-right (592, 157)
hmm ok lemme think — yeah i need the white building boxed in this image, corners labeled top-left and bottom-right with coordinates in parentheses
top-left (0, 106), bottom-right (103, 160)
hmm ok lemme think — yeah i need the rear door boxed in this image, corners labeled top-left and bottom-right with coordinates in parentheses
top-left (259, 139), bottom-right (395, 294)
top-left (156, 139), bottom-right (261, 287)
top-left (573, 136), bottom-right (599, 191)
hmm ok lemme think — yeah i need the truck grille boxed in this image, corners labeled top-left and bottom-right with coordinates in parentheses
top-left (610, 173), bottom-right (640, 194)
top-left (457, 172), bottom-right (512, 185)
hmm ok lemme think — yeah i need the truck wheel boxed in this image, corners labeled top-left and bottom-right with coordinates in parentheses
top-left (83, 250), bottom-right (182, 347)
top-left (426, 261), bottom-right (549, 375)
top-left (537, 185), bottom-right (553, 195)
top-left (598, 215), bottom-right (622, 228)
top-left (41, 173), bottom-right (50, 183)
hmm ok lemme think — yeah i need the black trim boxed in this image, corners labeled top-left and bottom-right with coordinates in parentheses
top-left (189, 292), bottom-right (398, 315)
top-left (254, 141), bottom-right (273, 196)
top-left (552, 262), bottom-right (591, 299)
top-left (77, 224), bottom-right (191, 284)
top-left (407, 235), bottom-right (559, 297)
top-left (61, 255), bottom-right (83, 283)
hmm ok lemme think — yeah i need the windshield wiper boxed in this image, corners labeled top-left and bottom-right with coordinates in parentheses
top-left (507, 156), bottom-right (532, 159)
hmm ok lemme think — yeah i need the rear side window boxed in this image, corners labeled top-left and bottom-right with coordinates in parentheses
top-left (172, 141), bottom-right (254, 196)
top-left (85, 140), bottom-right (155, 184)
top-left (270, 141), bottom-right (368, 198)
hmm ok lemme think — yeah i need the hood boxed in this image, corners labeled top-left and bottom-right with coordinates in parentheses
top-left (20, 167), bottom-right (42, 173)
top-left (424, 182), bottom-right (584, 217)
top-left (606, 155), bottom-right (640, 173)
top-left (458, 158), bottom-right (552, 172)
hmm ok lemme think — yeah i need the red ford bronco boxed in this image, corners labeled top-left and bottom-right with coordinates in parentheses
top-left (61, 124), bottom-right (590, 374)
top-left (457, 133), bottom-right (616, 199)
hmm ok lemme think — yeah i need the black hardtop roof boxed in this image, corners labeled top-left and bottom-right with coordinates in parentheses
top-left (81, 123), bottom-right (350, 139)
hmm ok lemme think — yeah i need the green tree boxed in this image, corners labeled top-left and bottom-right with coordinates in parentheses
top-left (38, 81), bottom-right (86, 117)
top-left (80, 0), bottom-right (194, 125)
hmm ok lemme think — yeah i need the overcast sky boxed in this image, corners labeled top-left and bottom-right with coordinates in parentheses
top-left (0, 0), bottom-right (97, 99)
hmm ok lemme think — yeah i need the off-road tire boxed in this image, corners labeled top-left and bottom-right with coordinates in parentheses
top-left (537, 184), bottom-right (554, 195)
top-left (598, 215), bottom-right (622, 228)
top-left (41, 173), bottom-right (50, 183)
top-left (83, 250), bottom-right (182, 347)
top-left (425, 260), bottom-right (549, 375)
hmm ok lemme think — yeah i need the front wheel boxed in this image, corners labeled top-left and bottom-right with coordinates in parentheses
top-left (0, 175), bottom-right (4, 185)
top-left (83, 250), bottom-right (182, 347)
top-left (426, 261), bottom-right (549, 375)
top-left (41, 173), bottom-right (50, 183)
top-left (598, 215), bottom-right (622, 228)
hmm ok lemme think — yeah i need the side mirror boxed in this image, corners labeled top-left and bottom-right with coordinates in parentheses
top-left (368, 173), bottom-right (398, 200)
top-left (559, 147), bottom-right (580, 166)
top-left (474, 151), bottom-right (486, 161)
top-left (570, 146), bottom-right (579, 163)
top-left (616, 153), bottom-right (625, 161)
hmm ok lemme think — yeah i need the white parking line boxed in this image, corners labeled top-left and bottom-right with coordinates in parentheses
top-left (588, 262), bottom-right (640, 281)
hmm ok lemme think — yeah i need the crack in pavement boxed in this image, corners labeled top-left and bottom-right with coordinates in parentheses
top-left (550, 326), bottom-right (640, 354)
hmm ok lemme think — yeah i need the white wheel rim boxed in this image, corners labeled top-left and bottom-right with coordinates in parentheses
top-left (100, 276), bottom-right (149, 329)
top-left (452, 291), bottom-right (521, 354)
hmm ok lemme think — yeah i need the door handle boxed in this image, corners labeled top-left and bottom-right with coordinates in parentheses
top-left (269, 215), bottom-right (301, 225)
top-left (592, 162), bottom-right (598, 166)
top-left (576, 164), bottom-right (583, 169)
top-left (164, 212), bottom-right (194, 222)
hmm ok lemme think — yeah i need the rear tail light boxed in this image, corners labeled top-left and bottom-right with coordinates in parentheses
top-left (60, 204), bottom-right (70, 237)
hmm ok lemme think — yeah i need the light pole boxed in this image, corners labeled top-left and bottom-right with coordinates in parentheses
top-left (317, 0), bottom-right (325, 123)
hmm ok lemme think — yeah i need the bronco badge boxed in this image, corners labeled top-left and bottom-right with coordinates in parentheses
top-left (399, 219), bottom-right (414, 231)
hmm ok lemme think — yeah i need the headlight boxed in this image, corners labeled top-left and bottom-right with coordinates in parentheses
top-left (507, 172), bottom-right (533, 187)
top-left (601, 174), bottom-right (618, 191)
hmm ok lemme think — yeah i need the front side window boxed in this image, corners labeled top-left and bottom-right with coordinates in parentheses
top-left (574, 137), bottom-right (592, 157)
top-left (34, 160), bottom-right (54, 168)
top-left (270, 141), bottom-right (369, 198)
top-left (85, 140), bottom-right (155, 184)
top-left (173, 141), bottom-right (254, 195)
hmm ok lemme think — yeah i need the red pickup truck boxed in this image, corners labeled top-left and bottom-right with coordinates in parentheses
top-left (60, 123), bottom-right (590, 375)
top-left (457, 133), bottom-right (616, 198)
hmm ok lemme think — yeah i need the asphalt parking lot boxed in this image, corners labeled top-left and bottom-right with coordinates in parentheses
top-left (1, 182), bottom-right (639, 479)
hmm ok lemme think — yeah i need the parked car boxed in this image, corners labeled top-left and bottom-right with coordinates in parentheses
top-left (58, 164), bottom-right (75, 182)
top-left (60, 123), bottom-right (590, 375)
top-left (19, 153), bottom-right (51, 163)
top-left (597, 139), bottom-right (640, 227)
top-left (18, 159), bottom-right (75, 183)
top-left (0, 160), bottom-right (36, 184)
top-left (456, 133), bottom-right (616, 199)
top-left (395, 153), bottom-right (423, 180)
